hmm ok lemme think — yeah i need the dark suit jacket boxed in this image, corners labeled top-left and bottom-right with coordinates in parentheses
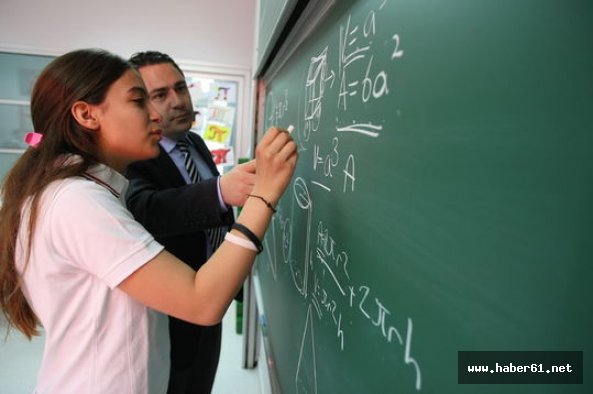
top-left (125, 132), bottom-right (235, 376)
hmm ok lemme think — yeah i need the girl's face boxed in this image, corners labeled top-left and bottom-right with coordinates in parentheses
top-left (91, 69), bottom-right (163, 172)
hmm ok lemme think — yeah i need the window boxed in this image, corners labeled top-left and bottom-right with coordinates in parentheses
top-left (0, 52), bottom-right (54, 181)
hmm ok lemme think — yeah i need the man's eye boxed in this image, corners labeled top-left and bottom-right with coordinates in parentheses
top-left (175, 84), bottom-right (189, 94)
top-left (151, 93), bottom-right (165, 101)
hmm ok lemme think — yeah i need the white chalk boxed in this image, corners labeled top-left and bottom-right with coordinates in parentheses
top-left (287, 125), bottom-right (295, 134)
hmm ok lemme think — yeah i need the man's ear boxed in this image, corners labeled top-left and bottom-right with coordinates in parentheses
top-left (71, 101), bottom-right (100, 130)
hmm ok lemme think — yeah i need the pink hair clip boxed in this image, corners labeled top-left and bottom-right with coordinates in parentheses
top-left (24, 132), bottom-right (43, 148)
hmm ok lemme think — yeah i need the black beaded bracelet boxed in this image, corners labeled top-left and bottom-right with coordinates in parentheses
top-left (231, 222), bottom-right (263, 254)
top-left (247, 194), bottom-right (277, 213)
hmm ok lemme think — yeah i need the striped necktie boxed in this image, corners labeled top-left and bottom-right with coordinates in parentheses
top-left (177, 137), bottom-right (225, 251)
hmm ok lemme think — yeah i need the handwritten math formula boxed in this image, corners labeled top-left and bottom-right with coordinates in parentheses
top-left (262, 1), bottom-right (422, 392)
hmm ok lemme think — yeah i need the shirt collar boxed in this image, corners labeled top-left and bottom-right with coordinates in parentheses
top-left (61, 154), bottom-right (128, 199)
top-left (160, 135), bottom-right (180, 154)
top-left (85, 163), bottom-right (128, 198)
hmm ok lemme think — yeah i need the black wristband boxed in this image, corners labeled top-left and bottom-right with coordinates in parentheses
top-left (231, 223), bottom-right (263, 254)
top-left (247, 194), bottom-right (277, 213)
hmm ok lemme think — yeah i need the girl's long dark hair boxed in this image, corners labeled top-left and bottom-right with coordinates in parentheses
top-left (0, 49), bottom-right (130, 338)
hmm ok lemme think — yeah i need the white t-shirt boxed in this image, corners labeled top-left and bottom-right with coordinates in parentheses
top-left (16, 162), bottom-right (169, 393)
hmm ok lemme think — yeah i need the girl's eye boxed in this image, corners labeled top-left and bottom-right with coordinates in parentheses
top-left (133, 97), bottom-right (146, 105)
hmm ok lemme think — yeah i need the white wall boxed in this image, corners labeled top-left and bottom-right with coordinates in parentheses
top-left (0, 0), bottom-right (259, 157)
top-left (0, 0), bottom-right (256, 68)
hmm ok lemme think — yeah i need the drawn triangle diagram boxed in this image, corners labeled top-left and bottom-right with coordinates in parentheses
top-left (295, 304), bottom-right (318, 394)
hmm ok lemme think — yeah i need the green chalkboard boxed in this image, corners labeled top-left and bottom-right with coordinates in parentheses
top-left (254, 1), bottom-right (592, 393)
top-left (255, 0), bottom-right (300, 74)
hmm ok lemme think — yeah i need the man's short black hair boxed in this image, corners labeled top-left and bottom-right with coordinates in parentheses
top-left (128, 51), bottom-right (184, 75)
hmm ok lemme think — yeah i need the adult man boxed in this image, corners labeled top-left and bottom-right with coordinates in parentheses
top-left (126, 51), bottom-right (255, 393)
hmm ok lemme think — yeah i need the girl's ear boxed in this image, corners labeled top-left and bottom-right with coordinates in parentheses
top-left (71, 101), bottom-right (100, 130)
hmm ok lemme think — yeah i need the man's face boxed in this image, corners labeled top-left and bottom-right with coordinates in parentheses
top-left (138, 63), bottom-right (194, 139)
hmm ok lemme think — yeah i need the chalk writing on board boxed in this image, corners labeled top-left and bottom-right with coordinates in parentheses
top-left (296, 305), bottom-right (318, 394)
top-left (267, 89), bottom-right (289, 128)
top-left (266, 174), bottom-right (422, 390)
top-left (265, 185), bottom-right (422, 391)
top-left (263, 0), bottom-right (421, 391)
top-left (291, 177), bottom-right (314, 297)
